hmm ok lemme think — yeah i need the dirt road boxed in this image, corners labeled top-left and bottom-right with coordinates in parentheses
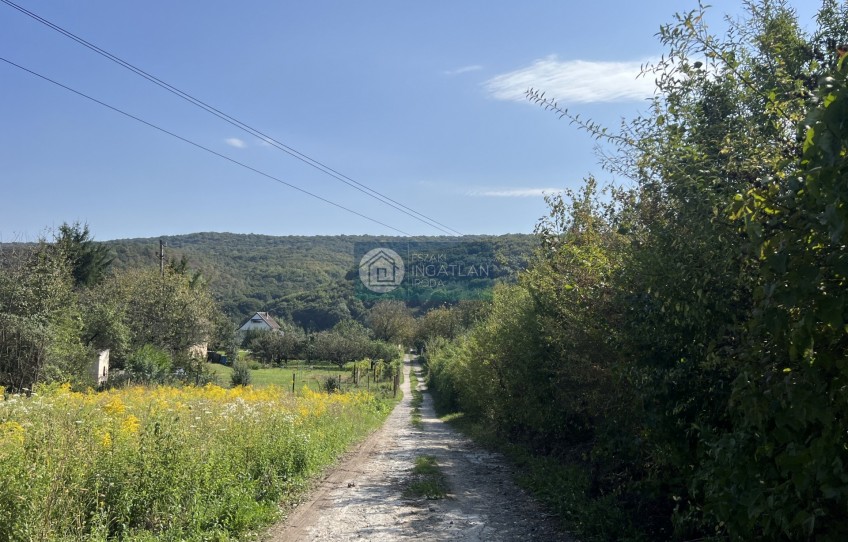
top-left (264, 356), bottom-right (569, 541)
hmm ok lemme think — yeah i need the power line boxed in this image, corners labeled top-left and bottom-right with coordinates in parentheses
top-left (0, 56), bottom-right (413, 236)
top-left (0, 0), bottom-right (464, 236)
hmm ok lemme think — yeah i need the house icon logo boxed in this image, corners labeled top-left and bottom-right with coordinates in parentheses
top-left (359, 248), bottom-right (404, 293)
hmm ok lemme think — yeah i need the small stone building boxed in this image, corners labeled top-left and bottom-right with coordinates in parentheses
top-left (90, 349), bottom-right (110, 385)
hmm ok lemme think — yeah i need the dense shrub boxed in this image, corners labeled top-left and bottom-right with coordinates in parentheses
top-left (230, 360), bottom-right (252, 387)
top-left (427, 2), bottom-right (848, 540)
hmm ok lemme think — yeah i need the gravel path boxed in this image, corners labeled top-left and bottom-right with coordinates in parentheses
top-left (263, 356), bottom-right (569, 541)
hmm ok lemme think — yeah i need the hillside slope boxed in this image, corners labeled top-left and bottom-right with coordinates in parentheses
top-left (106, 233), bottom-right (536, 328)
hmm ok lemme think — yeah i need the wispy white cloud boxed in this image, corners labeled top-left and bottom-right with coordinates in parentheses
top-left (225, 137), bottom-right (247, 149)
top-left (468, 187), bottom-right (563, 198)
top-left (485, 55), bottom-right (655, 103)
top-left (444, 64), bottom-right (483, 76)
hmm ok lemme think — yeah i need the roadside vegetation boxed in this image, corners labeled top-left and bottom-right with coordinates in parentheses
top-left (0, 383), bottom-right (394, 541)
top-left (408, 368), bottom-right (423, 429)
top-left (424, 2), bottom-right (848, 541)
top-left (0, 225), bottom-right (407, 540)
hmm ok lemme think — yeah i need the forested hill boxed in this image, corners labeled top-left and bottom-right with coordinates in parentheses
top-left (105, 232), bottom-right (537, 328)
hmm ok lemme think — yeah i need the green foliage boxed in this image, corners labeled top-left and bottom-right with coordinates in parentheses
top-left (247, 325), bottom-right (306, 366)
top-left (230, 360), bottom-right (252, 387)
top-left (701, 46), bottom-right (848, 542)
top-left (0, 383), bottom-right (394, 541)
top-left (414, 300), bottom-right (485, 349)
top-left (126, 344), bottom-right (173, 384)
top-left (0, 226), bottom-right (223, 391)
top-left (0, 241), bottom-right (89, 391)
top-left (108, 267), bottom-right (215, 361)
top-left (104, 233), bottom-right (536, 327)
top-left (306, 319), bottom-right (400, 369)
top-left (78, 284), bottom-right (130, 357)
top-left (367, 300), bottom-right (415, 345)
top-left (428, 2), bottom-right (848, 540)
top-left (53, 221), bottom-right (114, 288)
top-left (322, 375), bottom-right (341, 393)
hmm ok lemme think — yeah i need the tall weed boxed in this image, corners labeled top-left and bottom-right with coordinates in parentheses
top-left (0, 383), bottom-right (393, 541)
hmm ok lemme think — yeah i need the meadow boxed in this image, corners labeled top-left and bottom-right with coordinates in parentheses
top-left (205, 359), bottom-right (396, 394)
top-left (207, 361), bottom-right (343, 390)
top-left (0, 382), bottom-right (395, 541)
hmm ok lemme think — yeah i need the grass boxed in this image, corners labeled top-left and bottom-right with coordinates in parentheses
top-left (409, 369), bottom-right (423, 429)
top-left (0, 382), bottom-right (397, 541)
top-left (206, 356), bottom-right (400, 395)
top-left (206, 360), bottom-right (382, 393)
top-left (403, 455), bottom-right (448, 500)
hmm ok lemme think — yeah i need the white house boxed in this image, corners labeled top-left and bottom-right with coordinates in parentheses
top-left (238, 312), bottom-right (281, 335)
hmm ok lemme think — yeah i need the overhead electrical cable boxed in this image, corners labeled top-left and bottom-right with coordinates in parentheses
top-left (0, 56), bottom-right (413, 236)
top-left (0, 0), bottom-right (463, 236)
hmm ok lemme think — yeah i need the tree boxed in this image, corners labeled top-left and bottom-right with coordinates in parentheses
top-left (415, 306), bottom-right (462, 346)
top-left (305, 319), bottom-right (399, 369)
top-left (0, 241), bottom-right (87, 391)
top-left (367, 300), bottom-right (414, 345)
top-left (430, 1), bottom-right (848, 539)
top-left (248, 324), bottom-right (306, 365)
top-left (306, 330), bottom-right (349, 368)
top-left (78, 282), bottom-right (130, 360)
top-left (705, 50), bottom-right (848, 541)
top-left (125, 344), bottom-right (172, 384)
top-left (53, 222), bottom-right (113, 288)
top-left (108, 267), bottom-right (215, 360)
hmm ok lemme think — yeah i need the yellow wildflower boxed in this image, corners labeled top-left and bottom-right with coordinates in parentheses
top-left (100, 431), bottom-right (112, 448)
top-left (103, 397), bottom-right (126, 415)
top-left (0, 421), bottom-right (25, 445)
top-left (121, 415), bottom-right (140, 435)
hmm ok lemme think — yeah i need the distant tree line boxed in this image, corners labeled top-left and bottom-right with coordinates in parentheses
top-left (105, 233), bottom-right (537, 329)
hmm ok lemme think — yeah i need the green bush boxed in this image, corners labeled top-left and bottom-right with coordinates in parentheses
top-left (230, 361), bottom-right (252, 387)
top-left (126, 344), bottom-right (172, 384)
top-left (322, 375), bottom-right (341, 393)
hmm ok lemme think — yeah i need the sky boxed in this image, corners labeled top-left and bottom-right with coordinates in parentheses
top-left (0, 0), bottom-right (822, 241)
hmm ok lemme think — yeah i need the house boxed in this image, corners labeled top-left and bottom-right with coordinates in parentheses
top-left (238, 312), bottom-right (281, 335)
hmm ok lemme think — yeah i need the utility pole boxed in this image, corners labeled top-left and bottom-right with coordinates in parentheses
top-left (159, 239), bottom-right (166, 277)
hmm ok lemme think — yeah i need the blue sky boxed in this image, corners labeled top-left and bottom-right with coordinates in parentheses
top-left (0, 1), bottom-right (820, 241)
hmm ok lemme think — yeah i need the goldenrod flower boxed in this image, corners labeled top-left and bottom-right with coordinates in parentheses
top-left (121, 415), bottom-right (140, 435)
top-left (0, 421), bottom-right (25, 445)
top-left (103, 397), bottom-right (126, 415)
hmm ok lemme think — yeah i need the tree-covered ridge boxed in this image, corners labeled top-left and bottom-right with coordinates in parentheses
top-left (105, 233), bottom-right (537, 327)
